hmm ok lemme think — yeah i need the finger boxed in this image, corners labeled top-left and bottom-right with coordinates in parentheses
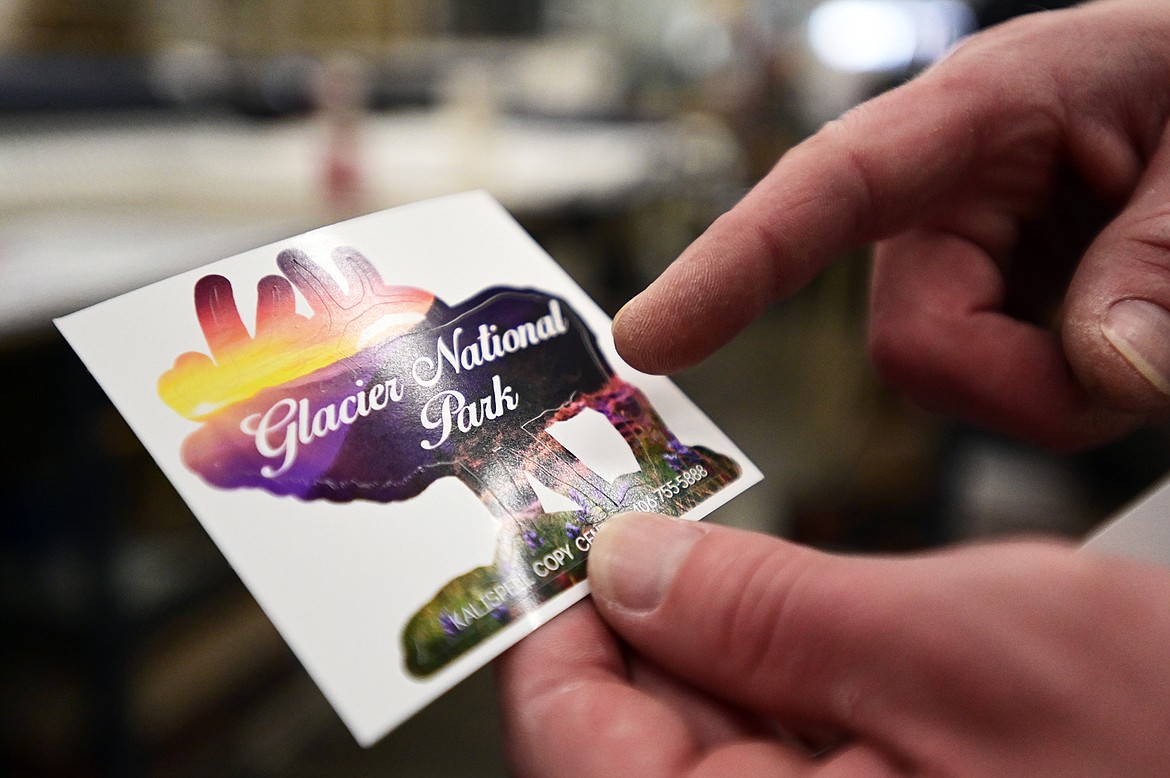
top-left (254, 274), bottom-right (299, 338)
top-left (869, 230), bottom-right (1139, 450)
top-left (612, 70), bottom-right (987, 374)
top-left (498, 596), bottom-right (897, 777)
top-left (496, 601), bottom-right (700, 778)
top-left (590, 514), bottom-right (1170, 774)
top-left (277, 248), bottom-right (344, 316)
top-left (625, 652), bottom-right (781, 751)
top-left (586, 514), bottom-right (865, 726)
top-left (1065, 129), bottom-right (1170, 414)
top-left (584, 514), bottom-right (1075, 745)
top-left (193, 274), bottom-right (250, 359)
top-left (692, 740), bottom-right (901, 778)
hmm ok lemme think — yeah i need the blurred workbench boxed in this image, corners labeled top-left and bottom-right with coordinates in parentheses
top-left (0, 107), bottom-right (741, 336)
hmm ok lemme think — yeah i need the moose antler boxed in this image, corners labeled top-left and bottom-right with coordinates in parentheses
top-left (159, 248), bottom-right (435, 420)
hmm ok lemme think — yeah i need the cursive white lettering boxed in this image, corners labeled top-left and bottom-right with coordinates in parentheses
top-left (412, 300), bottom-right (568, 388)
top-left (419, 374), bottom-right (519, 449)
top-left (241, 379), bottom-right (403, 478)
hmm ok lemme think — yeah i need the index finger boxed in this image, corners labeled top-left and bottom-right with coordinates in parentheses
top-left (612, 71), bottom-right (985, 374)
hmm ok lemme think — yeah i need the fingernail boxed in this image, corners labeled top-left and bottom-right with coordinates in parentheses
top-left (588, 513), bottom-right (705, 613)
top-left (1102, 299), bottom-right (1170, 396)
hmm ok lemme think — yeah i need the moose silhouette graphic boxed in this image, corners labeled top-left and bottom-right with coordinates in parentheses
top-left (160, 247), bottom-right (740, 675)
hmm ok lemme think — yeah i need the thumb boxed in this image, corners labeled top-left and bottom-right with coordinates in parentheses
top-left (1065, 133), bottom-right (1170, 414)
top-left (585, 513), bottom-right (1170, 775)
top-left (586, 513), bottom-right (919, 729)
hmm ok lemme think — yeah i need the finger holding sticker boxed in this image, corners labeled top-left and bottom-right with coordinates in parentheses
top-left (498, 514), bottom-right (1170, 776)
top-left (612, 0), bottom-right (1170, 451)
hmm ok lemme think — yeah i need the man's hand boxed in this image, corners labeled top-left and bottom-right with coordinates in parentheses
top-left (612, 0), bottom-right (1170, 449)
top-left (497, 513), bottom-right (1170, 776)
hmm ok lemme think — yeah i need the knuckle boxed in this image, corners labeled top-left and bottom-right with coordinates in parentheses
top-left (867, 309), bottom-right (935, 391)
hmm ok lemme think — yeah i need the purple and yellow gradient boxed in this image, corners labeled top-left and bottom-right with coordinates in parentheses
top-left (159, 248), bottom-right (434, 420)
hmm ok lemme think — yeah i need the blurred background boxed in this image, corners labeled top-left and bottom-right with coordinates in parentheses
top-left (2, 0), bottom-right (1167, 775)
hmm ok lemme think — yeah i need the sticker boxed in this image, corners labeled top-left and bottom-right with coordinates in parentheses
top-left (1083, 472), bottom-right (1170, 568)
top-left (56, 191), bottom-right (761, 745)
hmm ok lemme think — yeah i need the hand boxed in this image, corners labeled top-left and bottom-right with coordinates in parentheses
top-left (612, 0), bottom-right (1170, 450)
top-left (497, 513), bottom-right (1170, 776)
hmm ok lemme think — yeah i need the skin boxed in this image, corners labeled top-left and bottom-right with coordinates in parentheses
top-left (612, 0), bottom-right (1170, 450)
top-left (498, 515), bottom-right (1170, 776)
top-left (498, 2), bottom-right (1170, 774)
